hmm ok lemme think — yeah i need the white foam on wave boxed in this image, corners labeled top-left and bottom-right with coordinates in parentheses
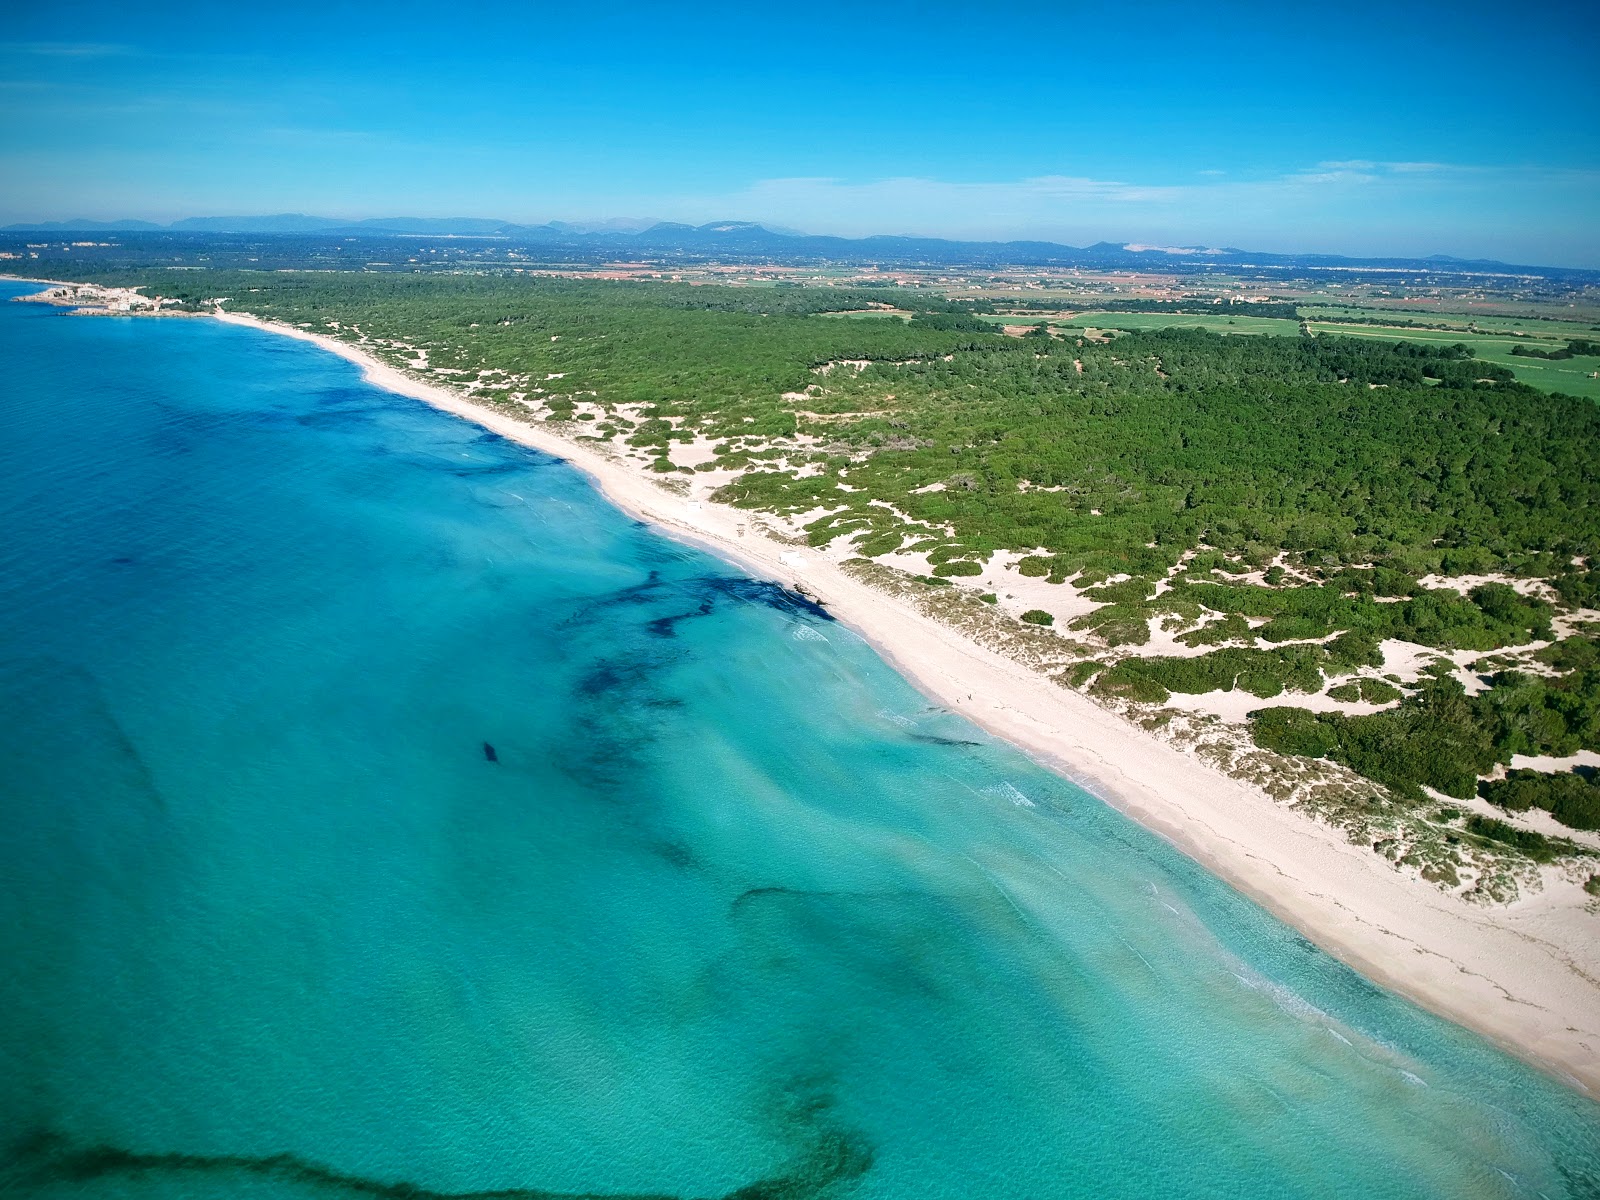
top-left (1145, 881), bottom-right (1189, 921)
top-left (1231, 965), bottom-right (1438, 1088)
top-left (982, 780), bottom-right (1035, 808)
top-left (1231, 969), bottom-right (1331, 1024)
top-left (791, 625), bottom-right (828, 643)
top-left (1120, 936), bottom-right (1157, 976)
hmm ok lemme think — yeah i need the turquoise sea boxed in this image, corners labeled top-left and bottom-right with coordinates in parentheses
top-left (0, 279), bottom-right (1596, 1198)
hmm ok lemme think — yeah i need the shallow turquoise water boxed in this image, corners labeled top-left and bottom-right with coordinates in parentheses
top-left (0, 280), bottom-right (1596, 1199)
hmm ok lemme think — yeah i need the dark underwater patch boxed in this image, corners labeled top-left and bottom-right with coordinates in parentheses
top-left (546, 616), bottom-right (687, 795)
top-left (904, 734), bottom-right (981, 749)
top-left (1556, 1162), bottom-right (1600, 1200)
top-left (700, 577), bottom-right (834, 623)
top-left (314, 384), bottom-right (385, 407)
top-left (446, 460), bottom-right (528, 478)
top-left (646, 600), bottom-right (716, 639)
top-left (562, 572), bottom-right (671, 625)
top-left (652, 840), bottom-right (703, 871)
top-left (576, 655), bottom-right (662, 698)
top-left (384, 451), bottom-right (528, 478)
top-left (0, 656), bottom-right (166, 814)
top-left (294, 405), bottom-right (395, 429)
top-left (568, 573), bottom-right (833, 635)
top-left (719, 885), bottom-right (989, 1006)
top-left (7, 1124), bottom-right (873, 1200)
top-left (727, 885), bottom-right (917, 918)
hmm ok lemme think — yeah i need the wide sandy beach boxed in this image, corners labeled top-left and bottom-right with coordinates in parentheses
top-left (88, 305), bottom-right (1600, 1095)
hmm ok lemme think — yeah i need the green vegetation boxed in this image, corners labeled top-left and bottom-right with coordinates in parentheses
top-left (1296, 306), bottom-right (1598, 341)
top-left (1250, 670), bottom-right (1600, 804)
top-left (1004, 299), bottom-right (1301, 320)
top-left (1510, 339), bottom-right (1600, 360)
top-left (1327, 678), bottom-right (1403, 704)
top-left (1020, 609), bottom-right (1055, 626)
top-left (1178, 577), bottom-right (1553, 651)
top-left (1481, 769), bottom-right (1600, 831)
top-left (1302, 322), bottom-right (1600, 402)
top-left (1536, 631), bottom-right (1600, 671)
top-left (1097, 645), bottom-right (1326, 704)
top-left (727, 329), bottom-right (1599, 587)
top-left (1463, 815), bottom-right (1561, 864)
top-left (1552, 571), bottom-right (1600, 611)
top-left (1006, 311), bottom-right (1303, 338)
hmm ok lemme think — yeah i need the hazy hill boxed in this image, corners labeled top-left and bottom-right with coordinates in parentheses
top-left (6, 215), bottom-right (1594, 278)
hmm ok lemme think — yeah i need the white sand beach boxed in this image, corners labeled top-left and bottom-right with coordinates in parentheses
top-left (200, 309), bottom-right (1600, 1096)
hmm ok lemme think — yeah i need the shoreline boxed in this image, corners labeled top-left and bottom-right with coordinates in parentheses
top-left (208, 309), bottom-right (1600, 1097)
top-left (7, 280), bottom-right (1594, 1095)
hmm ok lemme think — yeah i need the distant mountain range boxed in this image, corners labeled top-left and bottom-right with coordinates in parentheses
top-left (3, 214), bottom-right (1586, 277)
top-left (8, 214), bottom-right (522, 235)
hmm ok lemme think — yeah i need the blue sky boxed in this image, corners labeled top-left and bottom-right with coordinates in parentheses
top-left (2, 0), bottom-right (1597, 264)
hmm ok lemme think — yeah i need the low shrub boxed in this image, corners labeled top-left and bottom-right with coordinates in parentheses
top-left (1480, 769), bottom-right (1600, 831)
top-left (1464, 815), bottom-right (1557, 863)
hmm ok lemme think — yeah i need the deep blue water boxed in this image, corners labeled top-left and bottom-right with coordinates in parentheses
top-left (0, 280), bottom-right (1596, 1199)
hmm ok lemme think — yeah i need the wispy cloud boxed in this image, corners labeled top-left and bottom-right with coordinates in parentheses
top-left (650, 160), bottom-right (1597, 260)
top-left (1314, 159), bottom-right (1452, 175)
top-left (1285, 168), bottom-right (1377, 185)
top-left (728, 173), bottom-right (1181, 218)
top-left (0, 41), bottom-right (137, 58)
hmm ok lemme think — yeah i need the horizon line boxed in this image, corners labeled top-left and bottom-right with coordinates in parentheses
top-left (4, 213), bottom-right (1597, 273)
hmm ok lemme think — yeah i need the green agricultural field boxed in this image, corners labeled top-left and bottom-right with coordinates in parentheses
top-left (983, 311), bottom-right (1304, 338)
top-left (1299, 305), bottom-right (1599, 339)
top-left (1304, 323), bottom-right (1600, 401)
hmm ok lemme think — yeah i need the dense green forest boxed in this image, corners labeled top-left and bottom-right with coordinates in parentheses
top-left (1251, 664), bottom-right (1600, 803)
top-left (74, 269), bottom-right (1600, 861)
top-left (725, 323), bottom-right (1598, 584)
